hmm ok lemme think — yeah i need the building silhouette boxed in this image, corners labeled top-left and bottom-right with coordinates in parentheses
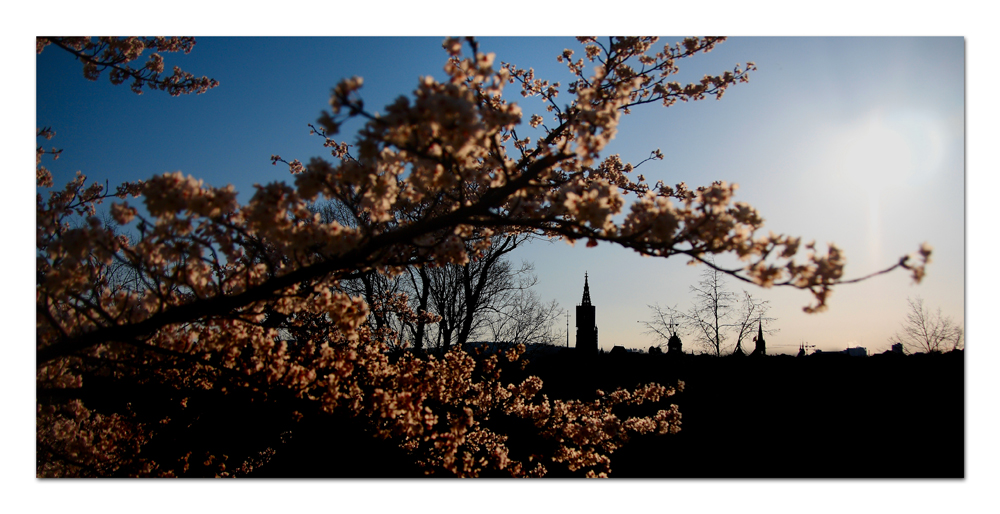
top-left (576, 273), bottom-right (599, 355)
top-left (749, 319), bottom-right (766, 357)
top-left (667, 332), bottom-right (683, 355)
top-left (814, 346), bottom-right (868, 357)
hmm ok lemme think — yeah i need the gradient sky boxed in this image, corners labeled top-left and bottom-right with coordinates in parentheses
top-left (35, 36), bottom-right (965, 355)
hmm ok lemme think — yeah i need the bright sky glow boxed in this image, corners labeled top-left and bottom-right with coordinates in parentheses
top-left (34, 36), bottom-right (965, 355)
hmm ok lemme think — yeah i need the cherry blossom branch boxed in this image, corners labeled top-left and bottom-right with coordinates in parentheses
top-left (39, 37), bottom-right (219, 96)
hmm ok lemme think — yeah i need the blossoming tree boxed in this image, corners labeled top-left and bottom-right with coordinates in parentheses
top-left (36, 36), bottom-right (930, 477)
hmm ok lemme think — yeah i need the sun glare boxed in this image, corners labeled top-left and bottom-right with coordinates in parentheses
top-left (840, 113), bottom-right (914, 190)
top-left (838, 110), bottom-right (948, 191)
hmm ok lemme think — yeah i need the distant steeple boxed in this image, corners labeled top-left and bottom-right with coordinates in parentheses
top-left (576, 272), bottom-right (598, 355)
top-left (750, 316), bottom-right (766, 357)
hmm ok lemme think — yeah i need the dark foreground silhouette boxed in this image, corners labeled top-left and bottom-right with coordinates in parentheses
top-left (54, 348), bottom-right (962, 478)
top-left (552, 350), bottom-right (964, 478)
top-left (261, 349), bottom-right (963, 478)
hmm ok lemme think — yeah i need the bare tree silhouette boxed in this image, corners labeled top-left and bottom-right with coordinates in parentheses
top-left (889, 296), bottom-right (963, 354)
top-left (644, 264), bottom-right (776, 356)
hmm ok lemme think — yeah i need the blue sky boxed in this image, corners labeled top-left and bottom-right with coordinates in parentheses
top-left (36, 36), bottom-right (965, 354)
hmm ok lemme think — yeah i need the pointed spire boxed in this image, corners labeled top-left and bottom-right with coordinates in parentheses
top-left (581, 272), bottom-right (592, 306)
top-left (748, 316), bottom-right (767, 357)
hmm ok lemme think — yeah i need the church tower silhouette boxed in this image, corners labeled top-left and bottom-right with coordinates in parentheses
top-left (576, 273), bottom-right (599, 355)
top-left (750, 318), bottom-right (766, 357)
